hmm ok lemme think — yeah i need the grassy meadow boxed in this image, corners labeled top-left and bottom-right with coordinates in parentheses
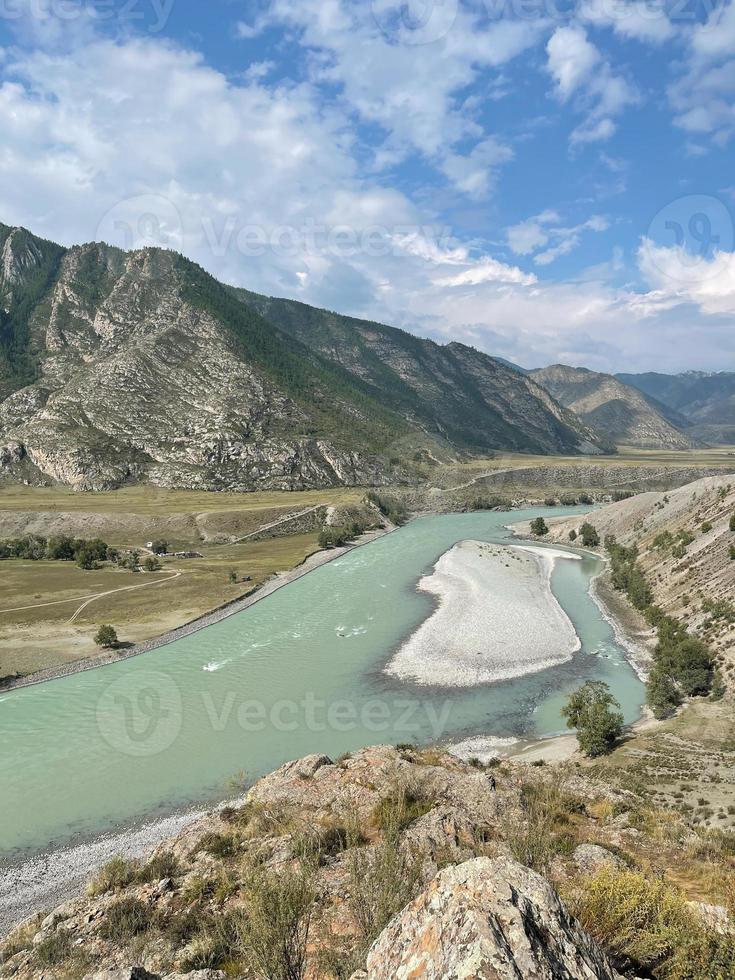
top-left (0, 482), bottom-right (368, 679)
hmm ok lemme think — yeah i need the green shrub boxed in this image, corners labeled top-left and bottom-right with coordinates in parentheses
top-left (347, 834), bottom-right (423, 952)
top-left (502, 775), bottom-right (583, 871)
top-left (372, 785), bottom-right (434, 834)
top-left (530, 517), bottom-right (548, 536)
top-left (234, 863), bottom-right (317, 980)
top-left (137, 850), bottom-right (180, 883)
top-left (580, 522), bottom-right (600, 547)
top-left (33, 930), bottom-right (72, 967)
top-left (365, 491), bottom-right (409, 526)
top-left (197, 831), bottom-right (239, 858)
top-left (98, 897), bottom-right (150, 942)
top-left (94, 624), bottom-right (118, 649)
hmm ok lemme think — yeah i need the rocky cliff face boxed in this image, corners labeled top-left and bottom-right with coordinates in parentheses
top-left (0, 230), bottom-right (405, 490)
top-left (361, 857), bottom-right (623, 979)
top-left (3, 743), bottom-right (733, 978)
top-left (0, 222), bottom-right (607, 492)
top-left (547, 473), bottom-right (735, 686)
top-left (531, 364), bottom-right (696, 451)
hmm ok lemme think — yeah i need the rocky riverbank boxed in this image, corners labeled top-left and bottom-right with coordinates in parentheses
top-left (3, 743), bottom-right (732, 979)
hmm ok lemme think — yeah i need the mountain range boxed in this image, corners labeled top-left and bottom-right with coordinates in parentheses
top-left (0, 222), bottom-right (604, 491)
top-left (618, 371), bottom-right (735, 447)
top-left (529, 365), bottom-right (698, 451)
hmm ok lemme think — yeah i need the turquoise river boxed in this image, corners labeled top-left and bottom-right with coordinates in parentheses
top-left (0, 508), bottom-right (645, 857)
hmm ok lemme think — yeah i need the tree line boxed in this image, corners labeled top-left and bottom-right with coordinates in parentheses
top-left (604, 534), bottom-right (718, 718)
top-left (0, 534), bottom-right (162, 572)
top-left (0, 534), bottom-right (115, 569)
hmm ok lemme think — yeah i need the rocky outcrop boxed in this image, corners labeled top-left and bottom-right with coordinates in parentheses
top-left (547, 473), bottom-right (735, 684)
top-left (363, 857), bottom-right (623, 979)
top-left (1, 744), bottom-right (728, 979)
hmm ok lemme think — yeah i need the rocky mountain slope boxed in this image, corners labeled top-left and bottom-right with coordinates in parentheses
top-left (4, 743), bottom-right (733, 979)
top-left (531, 364), bottom-right (696, 450)
top-left (547, 474), bottom-right (735, 685)
top-left (0, 223), bottom-right (603, 491)
top-left (619, 371), bottom-right (735, 446)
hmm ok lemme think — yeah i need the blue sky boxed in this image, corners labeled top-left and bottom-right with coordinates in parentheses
top-left (0, 0), bottom-right (734, 372)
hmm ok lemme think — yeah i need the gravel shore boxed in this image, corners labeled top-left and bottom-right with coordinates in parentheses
top-left (384, 540), bottom-right (583, 687)
top-left (0, 806), bottom-right (213, 936)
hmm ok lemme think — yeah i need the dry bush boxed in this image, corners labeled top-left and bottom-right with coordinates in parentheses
top-left (573, 866), bottom-right (735, 979)
top-left (86, 855), bottom-right (138, 896)
top-left (501, 772), bottom-right (583, 871)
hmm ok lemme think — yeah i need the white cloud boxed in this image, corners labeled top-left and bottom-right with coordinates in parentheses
top-left (507, 211), bottom-right (609, 264)
top-left (669, 0), bottom-right (735, 144)
top-left (547, 26), bottom-right (599, 100)
top-left (248, 0), bottom-right (545, 196)
top-left (578, 0), bottom-right (675, 44)
top-left (638, 238), bottom-right (735, 315)
top-left (0, 21), bottom-right (730, 373)
top-left (546, 26), bottom-right (638, 144)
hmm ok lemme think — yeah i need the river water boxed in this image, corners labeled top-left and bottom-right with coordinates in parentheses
top-left (0, 508), bottom-right (644, 857)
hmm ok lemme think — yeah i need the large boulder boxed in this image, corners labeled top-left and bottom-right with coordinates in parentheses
top-left (364, 856), bottom-right (622, 979)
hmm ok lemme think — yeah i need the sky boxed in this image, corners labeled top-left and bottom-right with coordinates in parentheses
top-left (0, 0), bottom-right (734, 373)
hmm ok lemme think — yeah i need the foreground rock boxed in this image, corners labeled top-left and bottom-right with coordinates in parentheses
top-left (1, 745), bottom-right (725, 979)
top-left (363, 857), bottom-right (623, 980)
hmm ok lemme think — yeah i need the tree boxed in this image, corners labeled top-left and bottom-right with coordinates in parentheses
top-left (229, 569), bottom-right (238, 583)
top-left (569, 529), bottom-right (578, 541)
top-left (46, 535), bottom-right (75, 561)
top-left (646, 667), bottom-right (682, 719)
top-left (76, 547), bottom-right (99, 570)
top-left (151, 540), bottom-right (168, 555)
top-left (730, 513), bottom-right (735, 532)
top-left (530, 517), bottom-right (548, 536)
top-left (122, 551), bottom-right (140, 572)
top-left (143, 555), bottom-right (161, 572)
top-left (562, 681), bottom-right (624, 757)
top-left (94, 625), bottom-right (118, 649)
top-left (580, 522), bottom-right (600, 547)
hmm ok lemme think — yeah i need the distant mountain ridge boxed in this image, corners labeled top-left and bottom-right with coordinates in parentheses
top-left (530, 364), bottom-right (698, 450)
top-left (618, 371), bottom-right (735, 446)
top-left (0, 221), bottom-right (604, 491)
